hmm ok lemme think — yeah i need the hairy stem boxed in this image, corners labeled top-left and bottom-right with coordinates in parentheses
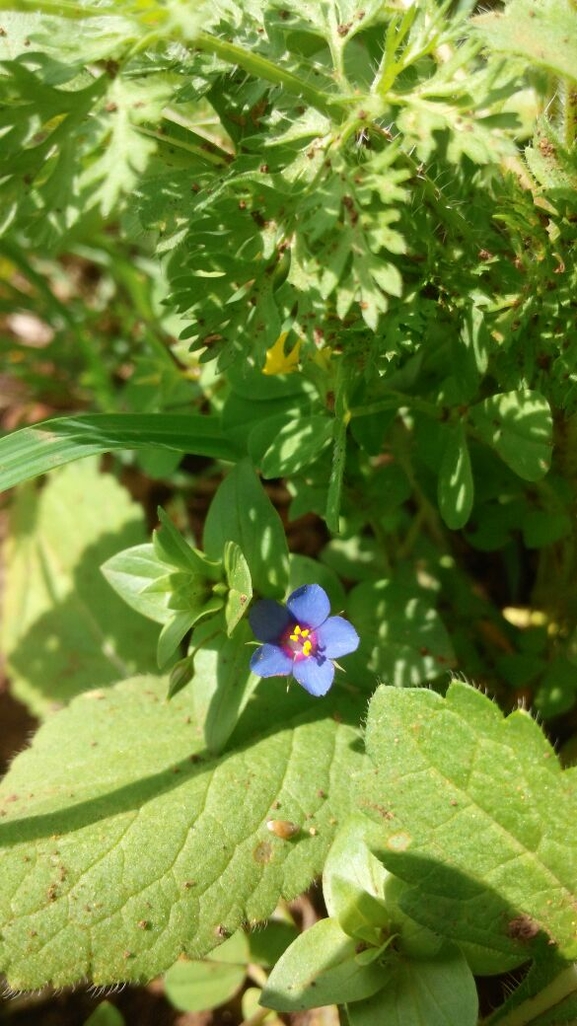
top-left (484, 964), bottom-right (577, 1026)
top-left (194, 33), bottom-right (349, 122)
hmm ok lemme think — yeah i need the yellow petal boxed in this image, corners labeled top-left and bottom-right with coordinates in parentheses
top-left (263, 333), bottom-right (301, 375)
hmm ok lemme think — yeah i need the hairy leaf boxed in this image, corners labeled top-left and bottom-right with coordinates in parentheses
top-left (362, 681), bottom-right (577, 961)
top-left (475, 0), bottom-right (577, 83)
top-left (0, 675), bottom-right (363, 989)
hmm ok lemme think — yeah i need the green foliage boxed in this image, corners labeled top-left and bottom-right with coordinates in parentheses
top-left (474, 0), bottom-right (577, 84)
top-left (0, 459), bottom-right (157, 716)
top-left (1, 0), bottom-right (577, 1020)
top-left (0, 413), bottom-right (238, 491)
top-left (164, 931), bottom-right (248, 1012)
top-left (84, 1003), bottom-right (125, 1026)
top-left (203, 460), bottom-right (289, 600)
top-left (362, 682), bottom-right (577, 962)
top-left (263, 682), bottom-right (577, 1023)
top-left (0, 675), bottom-right (362, 989)
top-left (262, 809), bottom-right (478, 1024)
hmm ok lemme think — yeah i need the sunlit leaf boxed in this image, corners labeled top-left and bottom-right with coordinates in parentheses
top-left (0, 676), bottom-right (364, 989)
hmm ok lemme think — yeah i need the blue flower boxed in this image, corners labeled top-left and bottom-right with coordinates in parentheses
top-left (249, 584), bottom-right (359, 697)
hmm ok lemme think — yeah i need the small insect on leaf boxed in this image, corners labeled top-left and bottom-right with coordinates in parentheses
top-left (266, 819), bottom-right (300, 839)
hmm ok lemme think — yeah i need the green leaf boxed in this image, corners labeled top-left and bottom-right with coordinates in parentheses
top-left (79, 75), bottom-right (173, 218)
top-left (380, 874), bottom-right (444, 961)
top-left (164, 931), bottom-right (248, 1013)
top-left (469, 390), bottom-right (552, 481)
top-left (247, 920), bottom-right (299, 968)
top-left (0, 460), bottom-right (157, 716)
top-left (481, 952), bottom-right (577, 1025)
top-left (347, 945), bottom-right (478, 1026)
top-left (261, 917), bottom-right (386, 1012)
top-left (362, 681), bottom-right (577, 961)
top-left (0, 676), bottom-right (363, 989)
top-left (157, 610), bottom-right (197, 668)
top-left (190, 618), bottom-right (260, 755)
top-left (345, 579), bottom-right (455, 688)
top-left (475, 0), bottom-right (577, 83)
top-left (451, 305), bottom-right (490, 402)
top-left (223, 541), bottom-right (253, 636)
top-left (437, 424), bottom-right (474, 530)
top-left (323, 816), bottom-right (390, 945)
top-left (101, 544), bottom-right (172, 625)
top-left (167, 655), bottom-right (196, 700)
top-left (154, 508), bottom-right (222, 579)
top-left (248, 413), bottom-right (334, 479)
top-left (326, 413), bottom-right (348, 534)
top-left (203, 461), bottom-right (289, 600)
top-left (535, 656), bottom-right (577, 720)
top-left (84, 1002), bottom-right (126, 1026)
top-left (0, 413), bottom-right (239, 492)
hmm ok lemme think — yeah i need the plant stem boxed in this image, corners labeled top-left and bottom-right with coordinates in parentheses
top-left (193, 33), bottom-right (348, 122)
top-left (349, 392), bottom-right (443, 420)
top-left (483, 964), bottom-right (577, 1025)
top-left (562, 77), bottom-right (577, 150)
top-left (240, 1005), bottom-right (271, 1026)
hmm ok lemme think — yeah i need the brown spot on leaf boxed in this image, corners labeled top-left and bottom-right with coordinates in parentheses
top-left (507, 915), bottom-right (540, 942)
top-left (253, 840), bottom-right (274, 864)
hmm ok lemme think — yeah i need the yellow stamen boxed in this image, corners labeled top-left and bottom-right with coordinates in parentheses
top-left (289, 626), bottom-right (310, 642)
top-left (302, 640), bottom-right (312, 656)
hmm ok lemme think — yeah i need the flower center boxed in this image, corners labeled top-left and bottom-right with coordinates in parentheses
top-left (283, 623), bottom-right (316, 660)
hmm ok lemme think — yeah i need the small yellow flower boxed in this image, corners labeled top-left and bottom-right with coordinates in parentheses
top-left (263, 332), bottom-right (301, 375)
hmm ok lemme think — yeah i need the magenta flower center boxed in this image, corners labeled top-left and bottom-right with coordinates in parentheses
top-left (282, 623), bottom-right (317, 661)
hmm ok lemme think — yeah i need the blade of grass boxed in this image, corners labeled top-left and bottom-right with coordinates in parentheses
top-left (0, 413), bottom-right (239, 491)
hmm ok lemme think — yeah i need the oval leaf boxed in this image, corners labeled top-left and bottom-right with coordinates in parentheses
top-left (438, 424), bottom-right (474, 529)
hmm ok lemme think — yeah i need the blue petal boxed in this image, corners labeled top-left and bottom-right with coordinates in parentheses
top-left (316, 616), bottom-right (360, 659)
top-left (250, 644), bottom-right (293, 678)
top-left (249, 599), bottom-right (291, 643)
top-left (287, 584), bottom-right (330, 629)
top-left (293, 655), bottom-right (335, 696)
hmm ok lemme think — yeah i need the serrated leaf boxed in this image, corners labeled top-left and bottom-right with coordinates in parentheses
top-left (0, 676), bottom-right (363, 989)
top-left (362, 681), bottom-right (577, 960)
top-left (79, 75), bottom-right (172, 217)
top-left (475, 0), bottom-right (577, 83)
top-left (469, 390), bottom-right (552, 481)
top-left (0, 460), bottom-right (157, 716)
top-left (437, 424), bottom-right (474, 530)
